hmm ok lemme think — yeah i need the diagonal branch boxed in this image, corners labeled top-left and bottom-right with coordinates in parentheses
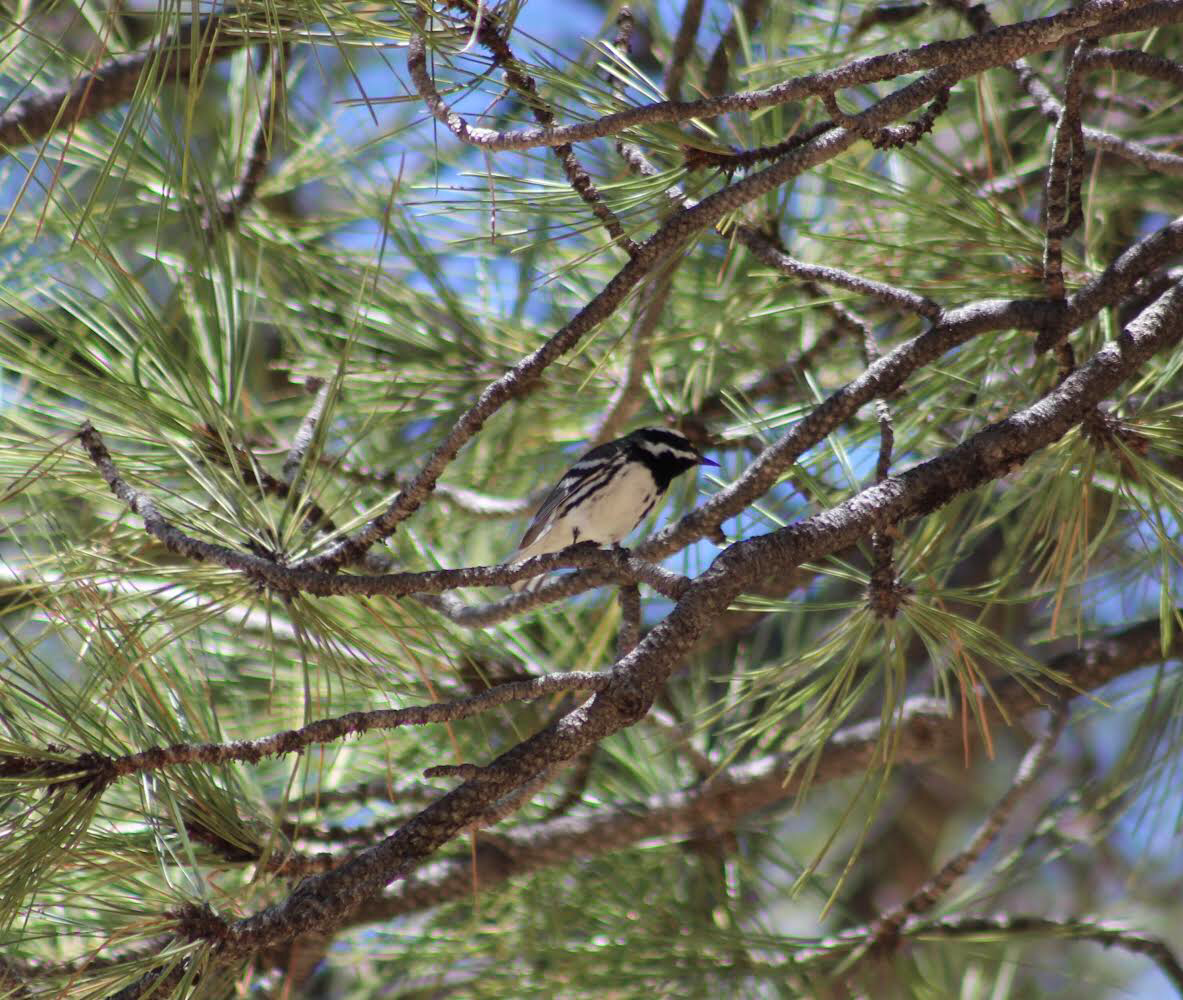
top-left (348, 614), bottom-right (1177, 923)
top-left (452, 3), bottom-right (639, 256)
top-left (0, 10), bottom-right (282, 152)
top-left (874, 705), bottom-right (1069, 941)
top-left (665, 0), bottom-right (706, 100)
top-left (403, 0), bottom-right (1169, 153)
top-left (739, 227), bottom-right (943, 320)
top-left (590, 254), bottom-right (681, 446)
top-left (139, 277), bottom-right (1182, 971)
top-left (644, 215), bottom-right (1183, 561)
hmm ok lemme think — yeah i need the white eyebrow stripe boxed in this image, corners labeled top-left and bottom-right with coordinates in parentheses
top-left (638, 442), bottom-right (696, 459)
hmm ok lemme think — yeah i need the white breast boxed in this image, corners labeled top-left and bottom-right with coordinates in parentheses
top-left (517, 462), bottom-right (661, 562)
top-left (563, 461), bottom-right (659, 546)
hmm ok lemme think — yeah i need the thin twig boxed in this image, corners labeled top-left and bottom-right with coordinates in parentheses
top-left (283, 778), bottom-right (443, 813)
top-left (917, 916), bottom-right (1183, 992)
top-left (590, 254), bottom-right (680, 446)
top-left (460, 765), bottom-right (564, 832)
top-left (447, 2), bottom-right (639, 257)
top-left (4, 671), bottom-right (612, 787)
top-left (200, 426), bottom-right (338, 533)
top-left (318, 455), bottom-right (536, 518)
top-left (739, 226), bottom-right (943, 320)
top-left (869, 85), bottom-right (952, 149)
top-left (410, 557), bottom-right (690, 628)
top-left (874, 705), bottom-right (1069, 941)
top-left (704, 0), bottom-right (768, 97)
top-left (684, 120), bottom-right (839, 174)
top-left (204, 42), bottom-right (288, 234)
top-left (283, 377), bottom-right (330, 486)
top-left (1042, 42), bottom-right (1087, 307)
top-left (138, 670), bottom-right (603, 769)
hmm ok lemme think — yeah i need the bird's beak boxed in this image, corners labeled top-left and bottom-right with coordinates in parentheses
top-left (699, 455), bottom-right (719, 468)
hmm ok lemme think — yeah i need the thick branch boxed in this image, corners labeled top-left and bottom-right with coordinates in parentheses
top-left (154, 278), bottom-right (1182, 966)
top-left (353, 614), bottom-right (1178, 921)
top-left (644, 215), bottom-right (1183, 560)
top-left (0, 11), bottom-right (277, 151)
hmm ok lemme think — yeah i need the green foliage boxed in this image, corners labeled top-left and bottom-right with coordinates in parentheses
top-left (1, 1), bottom-right (1181, 997)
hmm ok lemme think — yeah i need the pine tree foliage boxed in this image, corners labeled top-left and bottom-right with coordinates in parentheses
top-left (1, 0), bottom-right (1182, 996)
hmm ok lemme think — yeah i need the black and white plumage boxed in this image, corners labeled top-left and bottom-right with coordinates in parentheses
top-left (510, 427), bottom-right (717, 592)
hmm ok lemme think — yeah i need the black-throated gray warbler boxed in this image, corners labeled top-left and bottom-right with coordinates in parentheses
top-left (510, 427), bottom-right (717, 592)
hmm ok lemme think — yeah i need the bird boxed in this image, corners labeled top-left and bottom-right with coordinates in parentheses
top-left (509, 427), bottom-right (717, 592)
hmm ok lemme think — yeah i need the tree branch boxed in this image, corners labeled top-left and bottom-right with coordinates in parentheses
top-left (79, 422), bottom-right (689, 600)
top-left (916, 916), bottom-right (1183, 991)
top-left (135, 277), bottom-right (1182, 970)
top-left (664, 0), bottom-right (705, 100)
top-left (453, 2), bottom-right (639, 257)
top-left (404, 0), bottom-right (1163, 153)
top-left (0, 10), bottom-right (279, 152)
top-left (350, 613), bottom-right (1178, 922)
top-left (873, 705), bottom-right (1068, 941)
top-left (942, 0), bottom-right (1183, 177)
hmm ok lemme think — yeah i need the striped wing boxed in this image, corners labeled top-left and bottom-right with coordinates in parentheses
top-left (517, 439), bottom-right (625, 552)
